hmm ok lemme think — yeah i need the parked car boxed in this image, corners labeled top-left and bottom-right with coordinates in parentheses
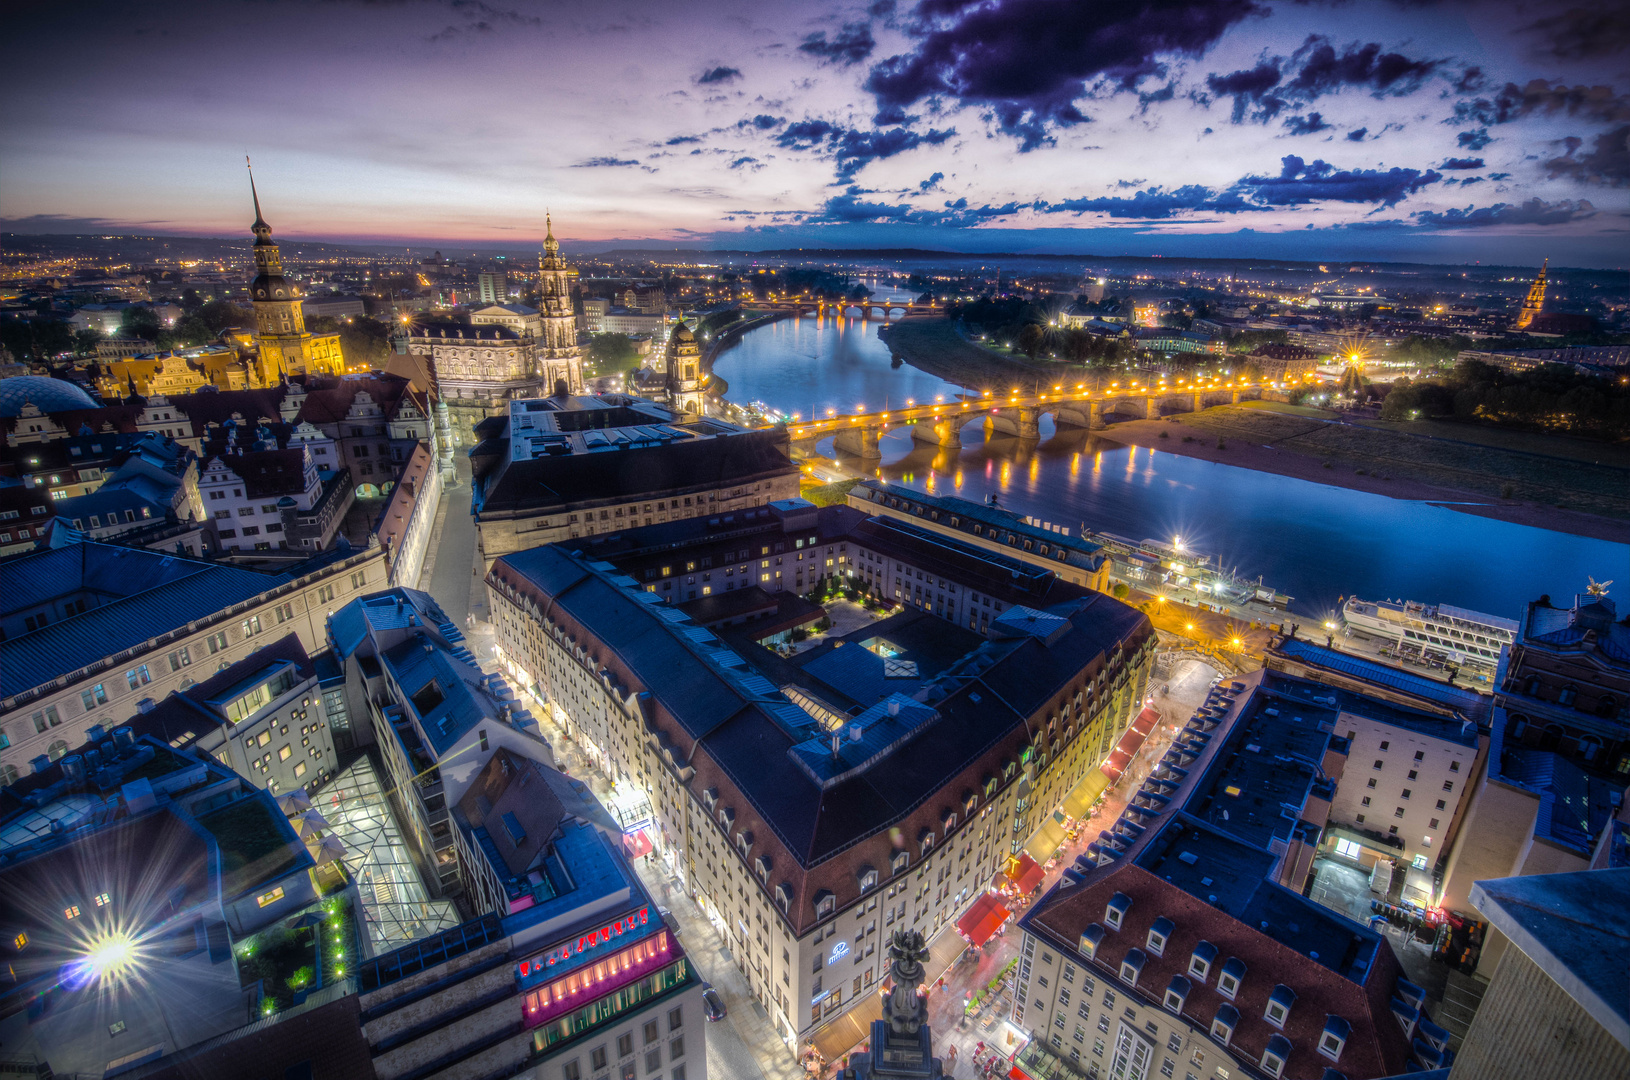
top-left (702, 985), bottom-right (726, 1022)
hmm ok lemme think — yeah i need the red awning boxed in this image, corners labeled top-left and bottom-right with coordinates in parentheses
top-left (1101, 708), bottom-right (1161, 780)
top-left (623, 830), bottom-right (654, 859)
top-left (1008, 1067), bottom-right (1029, 1080)
top-left (1007, 853), bottom-right (1046, 894)
top-left (1132, 707), bottom-right (1160, 736)
top-left (1100, 750), bottom-right (1131, 782)
top-left (956, 892), bottom-right (1011, 947)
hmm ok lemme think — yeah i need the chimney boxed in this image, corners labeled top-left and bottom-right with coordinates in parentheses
top-left (830, 733), bottom-right (841, 758)
top-left (61, 755), bottom-right (87, 787)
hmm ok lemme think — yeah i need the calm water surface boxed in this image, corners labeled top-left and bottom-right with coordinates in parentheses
top-left (712, 315), bottom-right (1628, 619)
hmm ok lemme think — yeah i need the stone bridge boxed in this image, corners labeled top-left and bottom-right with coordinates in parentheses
top-left (746, 298), bottom-right (943, 320)
top-left (782, 379), bottom-right (1262, 458)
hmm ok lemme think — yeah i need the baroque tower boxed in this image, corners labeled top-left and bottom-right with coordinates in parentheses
top-left (245, 162), bottom-right (344, 385)
top-left (663, 318), bottom-right (706, 416)
top-left (536, 214), bottom-right (585, 395)
top-left (1514, 258), bottom-right (1548, 330)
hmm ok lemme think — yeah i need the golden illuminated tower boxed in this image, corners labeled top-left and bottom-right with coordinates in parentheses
top-left (1514, 258), bottom-right (1547, 330)
top-left (536, 214), bottom-right (584, 395)
top-left (245, 161), bottom-right (344, 384)
top-left (664, 318), bottom-right (705, 416)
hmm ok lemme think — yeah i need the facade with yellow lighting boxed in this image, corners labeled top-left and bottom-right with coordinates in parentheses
top-left (245, 169), bottom-right (345, 386)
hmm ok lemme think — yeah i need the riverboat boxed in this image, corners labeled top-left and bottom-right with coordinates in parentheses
top-left (1340, 596), bottom-right (1517, 672)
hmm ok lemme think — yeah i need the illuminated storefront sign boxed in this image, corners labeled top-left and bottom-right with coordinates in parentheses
top-left (829, 940), bottom-right (850, 964)
top-left (518, 907), bottom-right (650, 976)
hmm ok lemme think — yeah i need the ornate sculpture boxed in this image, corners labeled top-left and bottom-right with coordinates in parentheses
top-left (883, 929), bottom-right (929, 1035)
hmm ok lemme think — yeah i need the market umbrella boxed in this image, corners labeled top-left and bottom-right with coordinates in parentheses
top-left (295, 810), bottom-right (330, 840)
top-left (311, 834), bottom-right (348, 864)
top-left (276, 789), bottom-right (314, 816)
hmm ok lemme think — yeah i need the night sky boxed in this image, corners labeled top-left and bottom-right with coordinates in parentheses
top-left (2, 0), bottom-right (1627, 264)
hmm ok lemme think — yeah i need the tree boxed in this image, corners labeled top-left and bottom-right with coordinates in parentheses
top-left (180, 288), bottom-right (205, 314)
top-left (73, 328), bottom-right (103, 357)
top-left (1016, 323), bottom-right (1046, 359)
top-left (197, 299), bottom-right (253, 333)
top-left (586, 333), bottom-right (642, 374)
top-left (308, 315), bottom-right (394, 369)
top-left (120, 306), bottom-right (163, 342)
top-left (1336, 365), bottom-right (1368, 399)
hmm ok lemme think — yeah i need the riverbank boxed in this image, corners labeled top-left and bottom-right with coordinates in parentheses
top-left (878, 316), bottom-right (1077, 390)
top-left (1099, 414), bottom-right (1630, 546)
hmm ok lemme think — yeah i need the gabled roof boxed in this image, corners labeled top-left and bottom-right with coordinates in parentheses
top-left (292, 374), bottom-right (411, 425)
top-left (455, 748), bottom-right (566, 877)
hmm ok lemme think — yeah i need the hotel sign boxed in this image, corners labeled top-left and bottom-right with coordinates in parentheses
top-left (519, 907), bottom-right (650, 975)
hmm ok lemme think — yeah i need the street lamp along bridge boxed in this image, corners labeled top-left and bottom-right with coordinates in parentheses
top-left (778, 380), bottom-right (1265, 459)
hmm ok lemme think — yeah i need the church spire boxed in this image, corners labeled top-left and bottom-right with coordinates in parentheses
top-left (247, 156), bottom-right (273, 246)
top-left (542, 211), bottom-right (562, 269)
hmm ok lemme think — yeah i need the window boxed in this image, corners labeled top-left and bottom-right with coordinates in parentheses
top-left (64, 905), bottom-right (81, 920)
top-left (644, 1021), bottom-right (659, 1045)
top-left (125, 665), bottom-right (151, 690)
top-left (564, 1062), bottom-right (582, 1080)
top-left (1372, 760), bottom-right (1383, 770)
top-left (618, 1034), bottom-right (634, 1058)
top-left (645, 1051), bottom-right (662, 1074)
top-left (1401, 788), bottom-right (1412, 800)
top-left (1412, 855), bottom-right (1429, 870)
top-left (256, 887), bottom-right (285, 908)
top-left (80, 686), bottom-right (106, 712)
top-left (1378, 741), bottom-right (1389, 751)
top-left (206, 631), bottom-right (229, 653)
top-left (95, 892), bottom-right (111, 907)
top-left (242, 616), bottom-right (262, 637)
top-left (12, 933), bottom-right (25, 950)
top-left (1443, 780), bottom-right (1454, 792)
top-left (669, 1007), bottom-right (683, 1031)
top-left (36, 705), bottom-right (64, 731)
top-left (1334, 838), bottom-right (1363, 860)
top-left (279, 745), bottom-right (293, 761)
top-left (670, 1037), bottom-right (684, 1061)
top-left (592, 1047), bottom-right (608, 1072)
top-left (294, 762), bottom-right (307, 778)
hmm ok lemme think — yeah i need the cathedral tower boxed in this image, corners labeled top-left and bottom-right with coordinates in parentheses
top-left (1514, 258), bottom-right (1547, 330)
top-left (245, 162), bottom-right (344, 384)
top-left (664, 318), bottom-right (706, 416)
top-left (536, 214), bottom-right (585, 395)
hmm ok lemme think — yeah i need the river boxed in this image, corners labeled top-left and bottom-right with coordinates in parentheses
top-left (710, 313), bottom-right (1628, 620)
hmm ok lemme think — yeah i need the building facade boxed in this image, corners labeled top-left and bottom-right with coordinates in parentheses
top-left (245, 170), bottom-right (345, 386)
top-left (469, 396), bottom-right (801, 566)
top-left (484, 505), bottom-right (1156, 1047)
top-left (0, 540), bottom-right (386, 788)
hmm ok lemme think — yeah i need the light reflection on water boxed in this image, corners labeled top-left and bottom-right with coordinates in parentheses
top-left (713, 318), bottom-right (1627, 619)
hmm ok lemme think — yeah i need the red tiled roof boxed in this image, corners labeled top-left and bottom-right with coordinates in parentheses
top-left (168, 387), bottom-right (290, 436)
top-left (1028, 864), bottom-right (1412, 1079)
top-left (294, 374), bottom-right (409, 425)
top-left (205, 447), bottom-right (309, 499)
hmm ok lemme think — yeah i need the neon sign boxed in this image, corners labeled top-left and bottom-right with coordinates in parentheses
top-left (829, 940), bottom-right (850, 965)
top-left (518, 907), bottom-right (650, 976)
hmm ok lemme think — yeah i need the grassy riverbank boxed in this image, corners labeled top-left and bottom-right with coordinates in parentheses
top-left (1103, 402), bottom-right (1630, 543)
top-left (879, 317), bottom-right (1087, 391)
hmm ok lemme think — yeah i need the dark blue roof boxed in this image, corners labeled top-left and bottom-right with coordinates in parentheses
top-left (1275, 639), bottom-right (1491, 727)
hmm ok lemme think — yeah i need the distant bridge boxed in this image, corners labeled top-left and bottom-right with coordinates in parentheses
top-left (745, 298), bottom-right (942, 320)
top-left (780, 378), bottom-right (1263, 459)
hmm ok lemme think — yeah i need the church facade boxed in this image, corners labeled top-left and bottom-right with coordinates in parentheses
top-left (246, 169), bottom-right (345, 385)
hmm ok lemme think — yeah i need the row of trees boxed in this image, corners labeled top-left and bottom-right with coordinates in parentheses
top-left (1380, 359), bottom-right (1630, 439)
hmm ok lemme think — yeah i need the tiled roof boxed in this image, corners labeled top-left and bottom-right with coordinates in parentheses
top-left (293, 374), bottom-right (410, 425)
top-left (204, 447), bottom-right (308, 499)
top-left (1026, 862), bottom-right (1412, 1080)
top-left (0, 542), bottom-right (302, 699)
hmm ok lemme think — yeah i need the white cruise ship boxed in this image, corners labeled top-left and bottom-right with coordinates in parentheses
top-left (1340, 597), bottom-right (1518, 670)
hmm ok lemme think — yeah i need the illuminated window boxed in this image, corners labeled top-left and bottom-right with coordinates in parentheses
top-left (95, 892), bottom-right (111, 907)
top-left (13, 932), bottom-right (26, 950)
top-left (64, 905), bottom-right (81, 920)
top-left (256, 887), bottom-right (285, 908)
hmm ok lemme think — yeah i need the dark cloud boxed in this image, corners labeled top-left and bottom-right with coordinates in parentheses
top-left (873, 105), bottom-right (915, 126)
top-left (1454, 66), bottom-right (1485, 93)
top-left (1545, 126), bottom-right (1630, 186)
top-left (1439, 157), bottom-right (1483, 170)
top-left (807, 191), bottom-right (1023, 227)
top-left (1518, 3), bottom-right (1630, 62)
top-left (729, 157), bottom-right (761, 170)
top-left (918, 171), bottom-right (945, 193)
top-left (775, 121), bottom-right (956, 179)
top-left (1282, 112), bottom-right (1331, 135)
top-left (1282, 36), bottom-right (1439, 99)
top-left (1346, 127), bottom-right (1368, 141)
top-left (1137, 82), bottom-right (1176, 113)
top-left (1042, 185), bottom-right (1251, 219)
top-left (572, 156), bottom-right (642, 168)
top-left (1236, 155), bottom-right (1440, 205)
top-left (865, 0), bottom-right (1262, 150)
top-left (1205, 36), bottom-right (1440, 126)
top-left (739, 114), bottom-right (784, 130)
top-left (799, 22), bottom-right (876, 66)
top-left (1415, 197), bottom-right (1597, 227)
top-left (666, 135), bottom-right (702, 145)
top-left (1453, 80), bottom-right (1630, 126)
top-left (1456, 128), bottom-right (1491, 151)
top-left (1208, 62), bottom-right (1285, 123)
top-left (697, 66), bottom-right (743, 84)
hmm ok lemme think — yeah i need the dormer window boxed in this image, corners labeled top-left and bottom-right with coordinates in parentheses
top-left (1104, 892), bottom-right (1131, 931)
top-left (1319, 1016), bottom-right (1351, 1062)
top-left (1217, 958), bottom-right (1246, 1000)
top-left (1146, 917), bottom-right (1173, 957)
top-left (857, 866), bottom-right (878, 892)
top-left (1260, 1035), bottom-right (1292, 1078)
top-left (755, 854), bottom-right (772, 881)
top-left (942, 810), bottom-right (957, 832)
top-left (813, 890), bottom-right (835, 919)
top-left (774, 883), bottom-right (791, 913)
top-left (1163, 975), bottom-right (1190, 1014)
top-left (983, 775), bottom-right (997, 796)
top-left (1188, 941), bottom-right (1217, 981)
top-left (1078, 924), bottom-right (1103, 958)
top-left (1210, 1003), bottom-right (1238, 1045)
top-left (963, 789), bottom-right (978, 813)
top-left (703, 787), bottom-right (719, 812)
top-left (919, 828), bottom-right (935, 854)
top-left (891, 849), bottom-right (910, 874)
top-left (1264, 984), bottom-right (1296, 1029)
top-left (736, 830), bottom-right (753, 855)
top-left (718, 806), bottom-right (735, 830)
top-left (1119, 948), bottom-right (1145, 986)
